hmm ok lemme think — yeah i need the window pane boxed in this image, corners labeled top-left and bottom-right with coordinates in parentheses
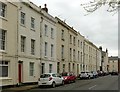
top-left (0, 30), bottom-right (6, 50)
top-left (0, 3), bottom-right (6, 17)
top-left (30, 62), bottom-right (34, 76)
top-left (0, 66), bottom-right (8, 77)
top-left (21, 12), bottom-right (25, 25)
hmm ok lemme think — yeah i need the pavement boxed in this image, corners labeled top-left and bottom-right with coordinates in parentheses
top-left (1, 84), bottom-right (38, 92)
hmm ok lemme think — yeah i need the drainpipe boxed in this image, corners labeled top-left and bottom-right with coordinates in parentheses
top-left (83, 41), bottom-right (85, 72)
top-left (16, 5), bottom-right (20, 86)
top-left (40, 16), bottom-right (43, 75)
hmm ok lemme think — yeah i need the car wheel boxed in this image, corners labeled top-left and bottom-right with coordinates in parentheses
top-left (88, 76), bottom-right (90, 79)
top-left (62, 80), bottom-right (64, 85)
top-left (52, 82), bottom-right (56, 88)
top-left (68, 80), bottom-right (71, 84)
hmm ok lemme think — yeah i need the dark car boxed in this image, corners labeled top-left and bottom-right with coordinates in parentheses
top-left (61, 72), bottom-right (76, 83)
top-left (111, 71), bottom-right (118, 75)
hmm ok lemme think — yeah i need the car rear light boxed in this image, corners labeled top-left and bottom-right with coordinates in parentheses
top-left (49, 77), bottom-right (52, 81)
top-left (38, 78), bottom-right (40, 81)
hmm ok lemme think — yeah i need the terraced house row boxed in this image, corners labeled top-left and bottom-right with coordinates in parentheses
top-left (0, 0), bottom-right (109, 86)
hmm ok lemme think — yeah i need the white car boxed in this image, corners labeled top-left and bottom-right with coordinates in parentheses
top-left (79, 72), bottom-right (94, 79)
top-left (91, 71), bottom-right (98, 78)
top-left (38, 73), bottom-right (64, 88)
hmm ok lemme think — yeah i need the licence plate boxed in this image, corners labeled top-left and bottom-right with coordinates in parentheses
top-left (42, 83), bottom-right (46, 84)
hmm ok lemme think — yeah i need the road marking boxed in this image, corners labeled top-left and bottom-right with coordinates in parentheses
top-left (88, 85), bottom-right (97, 90)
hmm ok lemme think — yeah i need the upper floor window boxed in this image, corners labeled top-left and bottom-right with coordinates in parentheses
top-left (61, 45), bottom-right (64, 59)
top-left (21, 36), bottom-right (26, 52)
top-left (78, 40), bottom-right (79, 47)
top-left (78, 51), bottom-right (80, 61)
top-left (45, 42), bottom-right (48, 56)
top-left (81, 42), bottom-right (82, 49)
top-left (73, 49), bottom-right (75, 60)
top-left (45, 24), bottom-right (48, 36)
top-left (73, 37), bottom-right (76, 46)
top-left (51, 28), bottom-right (54, 38)
top-left (31, 39), bottom-right (35, 55)
top-left (61, 30), bottom-right (64, 41)
top-left (21, 12), bottom-right (25, 25)
top-left (0, 29), bottom-right (6, 51)
top-left (51, 44), bottom-right (54, 57)
top-left (70, 48), bottom-right (72, 60)
top-left (31, 17), bottom-right (35, 29)
top-left (70, 35), bottom-right (72, 44)
top-left (0, 2), bottom-right (6, 17)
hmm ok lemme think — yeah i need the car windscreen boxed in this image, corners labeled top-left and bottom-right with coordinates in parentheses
top-left (40, 74), bottom-right (51, 78)
top-left (61, 73), bottom-right (68, 76)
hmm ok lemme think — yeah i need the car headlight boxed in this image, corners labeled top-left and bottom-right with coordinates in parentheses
top-left (65, 77), bottom-right (67, 80)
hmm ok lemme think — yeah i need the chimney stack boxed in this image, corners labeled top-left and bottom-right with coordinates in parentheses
top-left (42, 4), bottom-right (48, 13)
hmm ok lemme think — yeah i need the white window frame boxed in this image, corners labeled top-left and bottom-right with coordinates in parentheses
top-left (21, 12), bottom-right (25, 25)
top-left (31, 39), bottom-right (35, 55)
top-left (21, 36), bottom-right (26, 52)
top-left (0, 61), bottom-right (8, 77)
top-left (29, 62), bottom-right (34, 76)
top-left (61, 45), bottom-right (64, 59)
top-left (0, 2), bottom-right (6, 17)
top-left (45, 42), bottom-right (47, 56)
top-left (0, 29), bottom-right (6, 51)
top-left (70, 48), bottom-right (72, 60)
top-left (31, 17), bottom-right (35, 29)
top-left (51, 44), bottom-right (54, 57)
top-left (49, 64), bottom-right (52, 73)
top-left (61, 30), bottom-right (64, 40)
top-left (45, 24), bottom-right (48, 36)
top-left (51, 28), bottom-right (54, 39)
top-left (70, 35), bottom-right (72, 44)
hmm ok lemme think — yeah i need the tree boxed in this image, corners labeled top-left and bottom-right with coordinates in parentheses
top-left (81, 0), bottom-right (120, 15)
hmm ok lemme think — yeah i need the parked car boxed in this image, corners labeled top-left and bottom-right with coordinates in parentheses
top-left (78, 72), bottom-right (94, 79)
top-left (91, 71), bottom-right (98, 78)
top-left (97, 71), bottom-right (103, 76)
top-left (38, 73), bottom-right (64, 88)
top-left (61, 72), bottom-right (76, 83)
top-left (111, 71), bottom-right (118, 75)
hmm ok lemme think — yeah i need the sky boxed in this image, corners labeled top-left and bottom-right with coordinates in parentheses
top-left (29, 0), bottom-right (118, 57)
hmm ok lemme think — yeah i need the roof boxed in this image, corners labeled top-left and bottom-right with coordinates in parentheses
top-left (109, 56), bottom-right (118, 60)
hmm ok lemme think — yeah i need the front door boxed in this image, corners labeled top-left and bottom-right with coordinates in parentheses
top-left (18, 62), bottom-right (23, 83)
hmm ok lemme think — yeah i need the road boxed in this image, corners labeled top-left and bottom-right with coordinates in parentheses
top-left (25, 75), bottom-right (118, 91)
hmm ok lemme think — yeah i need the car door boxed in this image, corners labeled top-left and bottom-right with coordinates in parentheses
top-left (52, 74), bottom-right (58, 84)
top-left (56, 74), bottom-right (63, 84)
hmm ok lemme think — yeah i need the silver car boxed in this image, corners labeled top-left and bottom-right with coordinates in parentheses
top-left (79, 72), bottom-right (94, 79)
top-left (38, 73), bottom-right (64, 88)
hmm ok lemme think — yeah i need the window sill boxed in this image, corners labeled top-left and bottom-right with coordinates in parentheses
top-left (0, 50), bottom-right (7, 54)
top-left (51, 37), bottom-right (54, 39)
top-left (31, 28), bottom-right (35, 31)
top-left (44, 56), bottom-right (48, 58)
top-left (20, 24), bottom-right (26, 28)
top-left (0, 77), bottom-right (12, 80)
top-left (0, 16), bottom-right (7, 21)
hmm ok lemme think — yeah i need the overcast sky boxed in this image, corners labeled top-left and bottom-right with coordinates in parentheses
top-left (29, 0), bottom-right (118, 56)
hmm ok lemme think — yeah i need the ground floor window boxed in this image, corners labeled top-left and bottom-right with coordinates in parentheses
top-left (57, 62), bottom-right (60, 73)
top-left (29, 62), bottom-right (34, 76)
top-left (41, 63), bottom-right (45, 74)
top-left (63, 64), bottom-right (65, 72)
top-left (0, 61), bottom-right (8, 77)
top-left (49, 64), bottom-right (52, 73)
